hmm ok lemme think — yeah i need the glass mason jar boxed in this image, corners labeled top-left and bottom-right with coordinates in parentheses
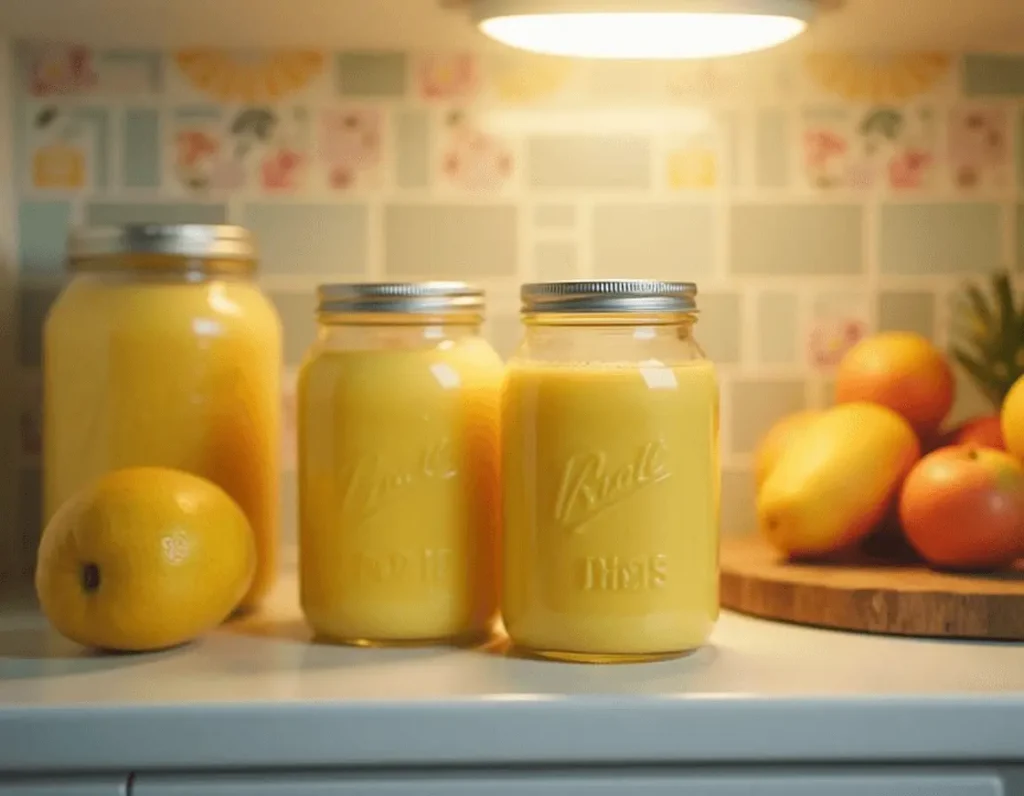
top-left (44, 224), bottom-right (282, 610)
top-left (297, 282), bottom-right (503, 646)
top-left (501, 280), bottom-right (720, 663)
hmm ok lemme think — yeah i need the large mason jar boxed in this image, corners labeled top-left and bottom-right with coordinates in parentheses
top-left (501, 280), bottom-right (720, 663)
top-left (297, 282), bottom-right (504, 646)
top-left (43, 224), bottom-right (282, 610)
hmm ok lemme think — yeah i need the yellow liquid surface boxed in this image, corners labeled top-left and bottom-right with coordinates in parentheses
top-left (44, 276), bottom-right (282, 609)
top-left (298, 334), bottom-right (503, 644)
top-left (502, 359), bottom-right (720, 659)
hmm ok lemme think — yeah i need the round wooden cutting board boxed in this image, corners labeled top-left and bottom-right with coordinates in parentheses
top-left (720, 536), bottom-right (1024, 640)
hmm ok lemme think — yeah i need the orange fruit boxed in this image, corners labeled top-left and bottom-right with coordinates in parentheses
top-left (835, 332), bottom-right (955, 438)
top-left (35, 467), bottom-right (256, 652)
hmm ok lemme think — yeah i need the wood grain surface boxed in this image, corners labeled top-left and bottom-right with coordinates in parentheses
top-left (720, 535), bottom-right (1024, 640)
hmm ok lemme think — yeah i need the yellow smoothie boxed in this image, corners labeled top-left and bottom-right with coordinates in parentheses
top-left (501, 358), bottom-right (719, 661)
top-left (44, 274), bottom-right (282, 609)
top-left (298, 333), bottom-right (503, 644)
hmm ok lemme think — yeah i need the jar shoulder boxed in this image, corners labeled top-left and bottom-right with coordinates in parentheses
top-left (46, 276), bottom-right (281, 341)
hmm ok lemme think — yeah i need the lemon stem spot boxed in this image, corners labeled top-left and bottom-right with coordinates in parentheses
top-left (81, 563), bottom-right (101, 593)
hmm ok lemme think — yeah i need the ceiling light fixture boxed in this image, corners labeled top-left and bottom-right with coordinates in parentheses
top-left (471, 0), bottom-right (815, 59)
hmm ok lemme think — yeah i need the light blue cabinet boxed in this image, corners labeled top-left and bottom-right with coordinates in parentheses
top-left (132, 770), bottom-right (1011, 796)
top-left (0, 778), bottom-right (128, 795)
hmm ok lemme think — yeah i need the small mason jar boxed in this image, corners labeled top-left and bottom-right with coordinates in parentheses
top-left (501, 280), bottom-right (720, 663)
top-left (297, 282), bottom-right (504, 646)
top-left (44, 224), bottom-right (282, 610)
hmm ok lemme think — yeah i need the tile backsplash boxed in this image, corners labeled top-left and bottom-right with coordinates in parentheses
top-left (7, 42), bottom-right (1024, 576)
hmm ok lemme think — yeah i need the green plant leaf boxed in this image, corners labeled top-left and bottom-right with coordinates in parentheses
top-left (964, 282), bottom-right (994, 326)
top-left (952, 346), bottom-right (1006, 407)
top-left (993, 270), bottom-right (1016, 342)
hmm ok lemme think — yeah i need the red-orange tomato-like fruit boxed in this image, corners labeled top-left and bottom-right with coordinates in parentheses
top-left (949, 415), bottom-right (1005, 451)
top-left (898, 445), bottom-right (1024, 570)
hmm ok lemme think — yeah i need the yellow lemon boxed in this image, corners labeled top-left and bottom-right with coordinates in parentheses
top-left (754, 410), bottom-right (821, 490)
top-left (1001, 375), bottom-right (1024, 461)
top-left (35, 467), bottom-right (256, 652)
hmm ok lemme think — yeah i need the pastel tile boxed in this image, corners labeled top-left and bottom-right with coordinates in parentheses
top-left (100, 49), bottom-right (164, 93)
top-left (879, 203), bottom-right (1001, 275)
top-left (757, 291), bottom-right (800, 364)
top-left (533, 241), bottom-right (578, 280)
top-left (963, 54), bottom-right (1024, 97)
top-left (730, 204), bottom-right (863, 276)
top-left (721, 468), bottom-right (757, 536)
top-left (534, 204), bottom-right (576, 228)
top-left (754, 108), bottom-right (789, 188)
top-left (384, 204), bottom-right (517, 277)
top-left (808, 291), bottom-right (871, 369)
top-left (85, 202), bottom-right (227, 226)
top-left (394, 109), bottom-right (431, 189)
top-left (721, 111), bottom-right (741, 188)
top-left (122, 108), bottom-right (161, 188)
top-left (243, 203), bottom-right (368, 276)
top-left (695, 292), bottom-right (741, 365)
top-left (527, 136), bottom-right (651, 190)
top-left (72, 107), bottom-right (110, 190)
top-left (730, 378), bottom-right (807, 455)
top-left (270, 292), bottom-right (318, 365)
top-left (593, 203), bottom-right (715, 280)
top-left (878, 291), bottom-right (936, 339)
top-left (336, 51), bottom-right (408, 97)
top-left (18, 200), bottom-right (72, 275)
top-left (17, 285), bottom-right (60, 366)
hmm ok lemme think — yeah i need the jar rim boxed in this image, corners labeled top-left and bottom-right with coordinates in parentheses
top-left (316, 281), bottom-right (486, 316)
top-left (521, 279), bottom-right (698, 314)
top-left (67, 224), bottom-right (257, 273)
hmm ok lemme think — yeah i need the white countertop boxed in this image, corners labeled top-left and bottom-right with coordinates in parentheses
top-left (2, 573), bottom-right (1024, 775)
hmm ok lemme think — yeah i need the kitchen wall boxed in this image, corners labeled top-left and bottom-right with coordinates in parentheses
top-left (7, 41), bottom-right (1024, 577)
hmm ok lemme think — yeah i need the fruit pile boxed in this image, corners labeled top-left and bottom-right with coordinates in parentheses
top-left (756, 319), bottom-right (1024, 572)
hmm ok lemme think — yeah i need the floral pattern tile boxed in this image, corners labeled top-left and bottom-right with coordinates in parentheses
top-left (416, 54), bottom-right (479, 101)
top-left (170, 106), bottom-right (311, 194)
top-left (438, 110), bottom-right (515, 193)
top-left (24, 44), bottom-right (97, 97)
top-left (948, 105), bottom-right (1012, 190)
top-left (26, 105), bottom-right (100, 190)
top-left (22, 43), bottom-right (162, 96)
top-left (802, 105), bottom-right (938, 191)
top-left (317, 107), bottom-right (384, 191)
top-left (807, 292), bottom-right (871, 370)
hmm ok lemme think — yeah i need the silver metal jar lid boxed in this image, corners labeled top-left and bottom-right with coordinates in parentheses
top-left (317, 282), bottom-right (485, 315)
top-left (521, 280), bottom-right (698, 314)
top-left (68, 224), bottom-right (256, 263)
